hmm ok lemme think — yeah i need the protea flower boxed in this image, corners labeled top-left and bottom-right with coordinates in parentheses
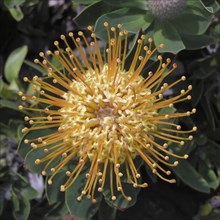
top-left (19, 22), bottom-right (196, 203)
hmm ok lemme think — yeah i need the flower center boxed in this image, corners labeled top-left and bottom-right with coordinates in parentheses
top-left (95, 106), bottom-right (116, 127)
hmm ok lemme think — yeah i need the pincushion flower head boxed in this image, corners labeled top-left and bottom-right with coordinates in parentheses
top-left (19, 23), bottom-right (196, 204)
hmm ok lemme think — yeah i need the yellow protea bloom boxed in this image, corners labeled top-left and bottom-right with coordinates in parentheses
top-left (19, 23), bottom-right (196, 203)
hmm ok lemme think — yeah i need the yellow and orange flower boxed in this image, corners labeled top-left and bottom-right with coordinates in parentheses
top-left (19, 23), bottom-right (196, 203)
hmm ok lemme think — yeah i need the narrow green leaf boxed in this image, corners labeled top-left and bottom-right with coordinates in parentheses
top-left (4, 46), bottom-right (28, 82)
top-left (198, 160), bottom-right (219, 190)
top-left (200, 0), bottom-right (220, 13)
top-left (13, 196), bottom-right (30, 220)
top-left (12, 191), bottom-right (20, 212)
top-left (153, 21), bottom-right (185, 54)
top-left (8, 6), bottom-right (24, 21)
top-left (171, 159), bottom-right (210, 193)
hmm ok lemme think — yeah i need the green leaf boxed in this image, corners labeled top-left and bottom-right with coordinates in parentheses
top-left (153, 21), bottom-right (185, 54)
top-left (7, 6), bottom-right (24, 21)
top-left (0, 99), bottom-right (22, 112)
top-left (98, 199), bottom-right (117, 220)
top-left (103, 0), bottom-right (147, 10)
top-left (12, 191), bottom-right (20, 212)
top-left (171, 159), bottom-right (210, 193)
top-left (4, 0), bottom-right (25, 8)
top-left (73, 0), bottom-right (97, 4)
top-left (46, 171), bottom-right (67, 204)
top-left (181, 34), bottom-right (214, 49)
top-left (65, 172), bottom-right (102, 219)
top-left (74, 1), bottom-right (114, 27)
top-left (18, 128), bottom-right (54, 159)
top-left (95, 8), bottom-right (153, 40)
top-left (13, 196), bottom-right (30, 220)
top-left (200, 0), bottom-right (220, 13)
top-left (172, 12), bottom-right (211, 35)
top-left (4, 46), bottom-right (28, 83)
top-left (24, 60), bottom-right (46, 75)
top-left (198, 160), bottom-right (219, 190)
top-left (102, 167), bottom-right (140, 209)
top-left (25, 145), bottom-right (60, 175)
top-left (45, 202), bottom-right (68, 220)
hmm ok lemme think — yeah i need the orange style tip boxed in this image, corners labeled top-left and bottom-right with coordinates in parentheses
top-left (133, 184), bottom-right (138, 188)
top-left (165, 156), bottom-right (169, 161)
top-left (192, 108), bottom-right (196, 113)
top-left (174, 161), bottom-right (179, 166)
top-left (23, 77), bottom-right (28, 82)
top-left (87, 195), bottom-right (91, 199)
top-left (42, 171), bottom-right (46, 176)
top-left (98, 187), bottom-right (102, 192)
top-left (39, 52), bottom-right (44, 57)
top-left (34, 59), bottom-right (39, 63)
top-left (54, 41), bottom-right (59, 46)
top-left (60, 34), bottom-right (65, 39)
top-left (18, 105), bottom-right (23, 110)
top-left (118, 172), bottom-right (123, 177)
top-left (65, 171), bottom-right (71, 176)
top-left (112, 196), bottom-right (116, 201)
top-left (92, 199), bottom-right (97, 204)
top-left (127, 196), bottom-right (132, 201)
top-left (188, 85), bottom-right (193, 90)
top-left (24, 139), bottom-right (29, 144)
top-left (87, 25), bottom-right (92, 31)
top-left (136, 173), bottom-right (141, 178)
top-left (46, 50), bottom-right (52, 55)
top-left (159, 43), bottom-right (165, 48)
top-left (148, 37), bottom-right (153, 43)
top-left (34, 159), bottom-right (40, 165)
top-left (193, 126), bottom-right (197, 131)
top-left (173, 63), bottom-right (177, 68)
top-left (104, 22), bottom-right (109, 27)
top-left (166, 170), bottom-right (171, 175)
top-left (60, 185), bottom-right (65, 192)
top-left (180, 141), bottom-right (185, 146)
top-left (78, 31), bottom-right (83, 36)
top-left (188, 135), bottom-right (193, 140)
top-left (62, 153), bottom-right (67, 157)
top-left (170, 179), bottom-right (176, 184)
top-left (158, 55), bottom-right (162, 60)
top-left (50, 168), bottom-right (55, 172)
top-left (44, 148), bottom-right (48, 153)
top-left (116, 163), bottom-right (120, 168)
top-left (143, 183), bottom-right (148, 188)
top-left (184, 154), bottom-right (189, 159)
top-left (181, 76), bottom-right (186, 81)
top-left (81, 190), bottom-right (86, 195)
top-left (18, 91), bottom-right (23, 96)
top-left (48, 180), bottom-right (52, 185)
top-left (77, 196), bottom-right (82, 201)
top-left (118, 24), bottom-right (122, 29)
